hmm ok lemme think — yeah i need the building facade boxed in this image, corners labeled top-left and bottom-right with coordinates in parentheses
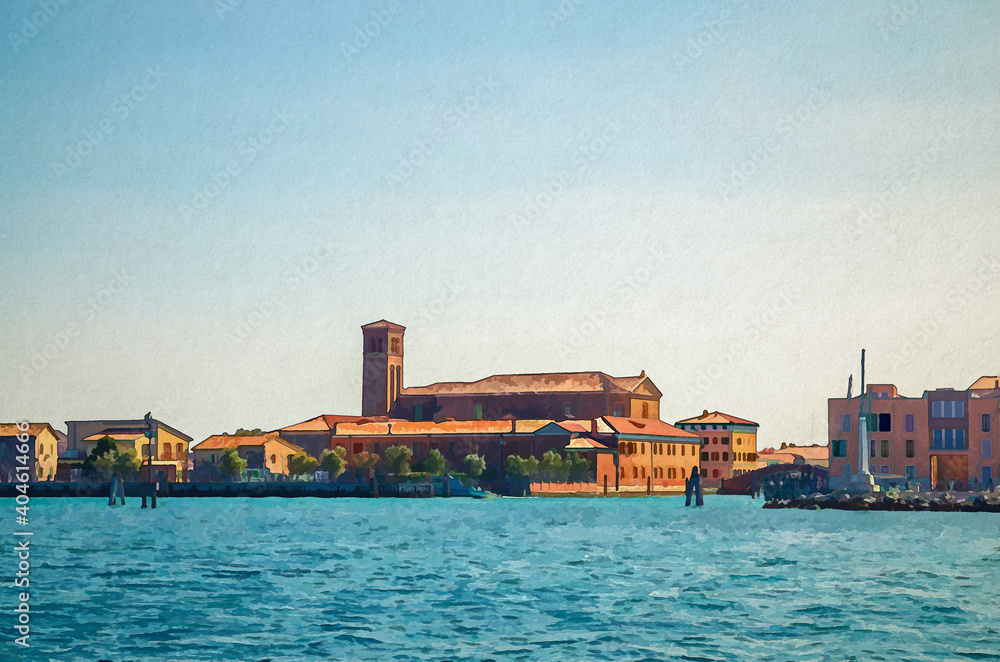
top-left (675, 411), bottom-right (760, 487)
top-left (0, 423), bottom-right (60, 482)
top-left (191, 432), bottom-right (304, 481)
top-left (828, 379), bottom-right (1000, 490)
top-left (65, 418), bottom-right (193, 482)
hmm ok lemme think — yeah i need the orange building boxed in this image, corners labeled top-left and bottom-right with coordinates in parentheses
top-left (675, 411), bottom-right (760, 487)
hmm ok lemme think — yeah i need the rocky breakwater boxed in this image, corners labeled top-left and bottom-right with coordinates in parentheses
top-left (763, 491), bottom-right (1000, 512)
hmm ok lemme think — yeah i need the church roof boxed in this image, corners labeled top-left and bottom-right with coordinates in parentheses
top-left (401, 371), bottom-right (654, 397)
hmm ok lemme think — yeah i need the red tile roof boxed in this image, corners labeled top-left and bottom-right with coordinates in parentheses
top-left (564, 436), bottom-right (614, 451)
top-left (602, 417), bottom-right (700, 440)
top-left (192, 432), bottom-right (302, 453)
top-left (279, 415), bottom-right (365, 432)
top-left (361, 320), bottom-right (405, 330)
top-left (0, 423), bottom-right (58, 438)
top-left (401, 371), bottom-right (651, 397)
top-left (675, 411), bottom-right (759, 427)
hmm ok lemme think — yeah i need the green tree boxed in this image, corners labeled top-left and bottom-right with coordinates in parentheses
top-left (522, 455), bottom-right (539, 478)
top-left (426, 449), bottom-right (447, 476)
top-left (540, 450), bottom-right (565, 479)
top-left (319, 446), bottom-right (347, 479)
top-left (567, 452), bottom-right (591, 479)
top-left (463, 453), bottom-right (486, 478)
top-left (354, 451), bottom-right (379, 476)
top-left (383, 445), bottom-right (413, 476)
top-left (505, 454), bottom-right (528, 478)
top-left (92, 451), bottom-right (117, 480)
top-left (113, 447), bottom-right (142, 480)
top-left (288, 452), bottom-right (318, 478)
top-left (230, 427), bottom-right (263, 436)
top-left (81, 435), bottom-right (119, 472)
top-left (218, 448), bottom-right (247, 481)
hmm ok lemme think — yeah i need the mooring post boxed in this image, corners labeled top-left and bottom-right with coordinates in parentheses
top-left (108, 476), bottom-right (117, 506)
top-left (151, 482), bottom-right (157, 509)
top-left (117, 477), bottom-right (126, 505)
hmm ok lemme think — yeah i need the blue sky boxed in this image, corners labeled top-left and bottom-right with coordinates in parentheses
top-left (2, 1), bottom-right (999, 447)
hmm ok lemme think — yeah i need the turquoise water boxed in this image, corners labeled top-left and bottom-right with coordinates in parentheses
top-left (10, 496), bottom-right (1000, 661)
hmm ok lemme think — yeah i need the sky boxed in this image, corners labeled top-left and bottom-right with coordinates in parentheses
top-left (2, 1), bottom-right (999, 449)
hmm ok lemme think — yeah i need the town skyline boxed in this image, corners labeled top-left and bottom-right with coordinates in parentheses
top-left (3, 2), bottom-right (999, 448)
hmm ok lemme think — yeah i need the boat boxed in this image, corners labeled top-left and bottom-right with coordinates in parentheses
top-left (431, 475), bottom-right (495, 498)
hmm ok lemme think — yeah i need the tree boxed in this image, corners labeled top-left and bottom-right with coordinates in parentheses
top-left (383, 445), bottom-right (413, 476)
top-left (92, 451), bottom-right (117, 481)
top-left (567, 452), bottom-right (591, 479)
top-left (540, 450), bottom-right (565, 479)
top-left (463, 454), bottom-right (486, 478)
top-left (426, 449), bottom-right (447, 476)
top-left (231, 428), bottom-right (263, 436)
top-left (320, 446), bottom-right (347, 479)
top-left (288, 452), bottom-right (318, 478)
top-left (82, 435), bottom-right (119, 472)
top-left (505, 455), bottom-right (538, 478)
top-left (522, 455), bottom-right (539, 478)
top-left (354, 451), bottom-right (379, 476)
top-left (218, 448), bottom-right (247, 481)
top-left (113, 447), bottom-right (142, 480)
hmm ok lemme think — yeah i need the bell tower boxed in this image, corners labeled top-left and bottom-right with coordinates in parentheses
top-left (361, 320), bottom-right (405, 417)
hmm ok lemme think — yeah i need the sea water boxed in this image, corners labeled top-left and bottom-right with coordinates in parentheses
top-left (10, 495), bottom-right (1000, 661)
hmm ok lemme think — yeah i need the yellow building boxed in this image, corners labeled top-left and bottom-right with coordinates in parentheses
top-left (0, 423), bottom-right (60, 482)
top-left (675, 410), bottom-right (760, 487)
top-left (192, 432), bottom-right (303, 480)
top-left (82, 429), bottom-right (190, 482)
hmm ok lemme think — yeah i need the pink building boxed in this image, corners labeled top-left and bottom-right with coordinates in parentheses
top-left (828, 379), bottom-right (1000, 490)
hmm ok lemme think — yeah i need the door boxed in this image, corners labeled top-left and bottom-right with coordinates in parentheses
top-left (983, 466), bottom-right (992, 485)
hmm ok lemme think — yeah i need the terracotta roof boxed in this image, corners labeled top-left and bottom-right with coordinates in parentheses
top-left (192, 432), bottom-right (302, 453)
top-left (279, 415), bottom-right (364, 432)
top-left (970, 376), bottom-right (1000, 390)
top-left (564, 436), bottom-right (614, 451)
top-left (361, 320), bottom-right (405, 330)
top-left (333, 422), bottom-right (392, 436)
top-left (675, 410), bottom-right (759, 427)
top-left (83, 432), bottom-right (144, 442)
top-left (401, 371), bottom-right (651, 397)
top-left (514, 420), bottom-right (558, 434)
top-left (602, 417), bottom-right (701, 440)
top-left (0, 423), bottom-right (58, 438)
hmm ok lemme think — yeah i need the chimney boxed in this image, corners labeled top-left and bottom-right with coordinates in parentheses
top-left (591, 419), bottom-right (598, 436)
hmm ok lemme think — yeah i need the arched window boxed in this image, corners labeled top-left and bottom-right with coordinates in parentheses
top-left (642, 403), bottom-right (649, 418)
top-left (722, 452), bottom-right (728, 462)
top-left (713, 437), bottom-right (718, 444)
top-left (390, 337), bottom-right (400, 353)
top-left (390, 369), bottom-right (395, 401)
top-left (712, 469), bottom-right (719, 478)
top-left (177, 443), bottom-right (184, 457)
top-left (619, 442), bottom-right (626, 454)
top-left (633, 467), bottom-right (638, 478)
top-left (162, 445), bottom-right (172, 460)
top-left (641, 443), bottom-right (645, 455)
top-left (681, 445), bottom-right (685, 457)
top-left (640, 467), bottom-right (646, 479)
top-left (396, 366), bottom-right (402, 395)
top-left (681, 468), bottom-right (686, 480)
top-left (270, 454), bottom-right (277, 465)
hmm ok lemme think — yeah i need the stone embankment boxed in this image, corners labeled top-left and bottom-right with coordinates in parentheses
top-left (764, 491), bottom-right (1000, 512)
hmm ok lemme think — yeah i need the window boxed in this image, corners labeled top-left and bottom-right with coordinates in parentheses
top-left (619, 442), bottom-right (626, 454)
top-left (932, 400), bottom-right (965, 418)
top-left (905, 465), bottom-right (916, 480)
top-left (640, 467), bottom-right (646, 479)
top-left (905, 439), bottom-right (914, 458)
top-left (711, 452), bottom-right (719, 461)
top-left (982, 439), bottom-right (993, 460)
top-left (880, 439), bottom-right (890, 458)
top-left (641, 443), bottom-right (645, 455)
top-left (681, 468), bottom-right (686, 480)
top-left (831, 440), bottom-right (847, 457)
top-left (633, 467), bottom-right (638, 478)
top-left (702, 437), bottom-right (709, 446)
top-left (701, 468), bottom-right (707, 477)
top-left (878, 413), bottom-right (891, 432)
top-left (620, 467), bottom-right (625, 479)
top-left (176, 443), bottom-right (184, 457)
top-left (413, 405), bottom-right (423, 421)
top-left (680, 445), bottom-right (685, 457)
top-left (869, 439), bottom-right (876, 458)
top-left (412, 442), bottom-right (419, 455)
top-left (879, 465), bottom-right (890, 474)
top-left (712, 437), bottom-right (718, 445)
top-left (701, 452), bottom-right (709, 461)
top-left (932, 428), bottom-right (967, 450)
top-left (642, 403), bottom-right (649, 418)
top-left (905, 414), bottom-right (915, 433)
top-left (395, 366), bottom-right (402, 395)
top-left (210, 454), bottom-right (216, 464)
top-left (722, 452), bottom-right (729, 461)
top-left (270, 454), bottom-right (277, 465)
top-left (390, 370), bottom-right (395, 401)
top-left (474, 404), bottom-right (484, 420)
top-left (712, 469), bottom-right (719, 478)
top-left (470, 441), bottom-right (478, 454)
top-left (613, 404), bottom-right (623, 416)
top-left (162, 445), bottom-right (172, 460)
top-left (721, 437), bottom-right (729, 445)
top-left (983, 414), bottom-right (992, 433)
top-left (841, 414), bottom-right (852, 433)
top-left (390, 337), bottom-right (400, 353)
